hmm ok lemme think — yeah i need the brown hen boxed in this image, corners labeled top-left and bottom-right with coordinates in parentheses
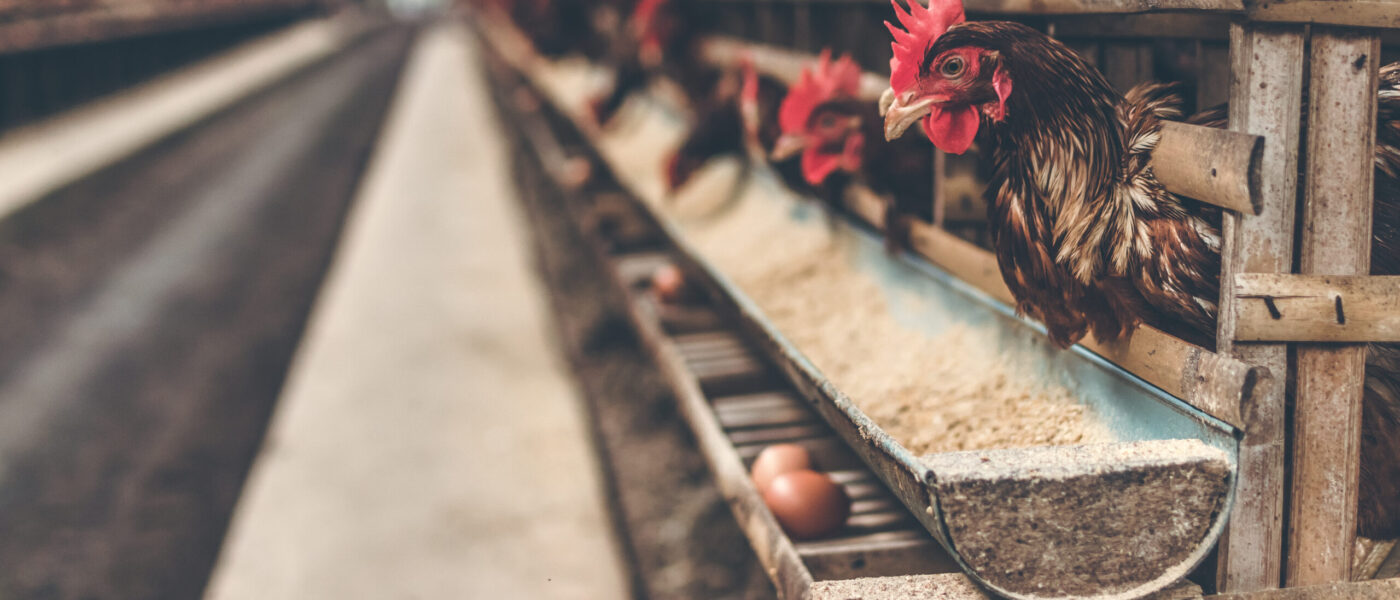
top-left (881, 0), bottom-right (1400, 537)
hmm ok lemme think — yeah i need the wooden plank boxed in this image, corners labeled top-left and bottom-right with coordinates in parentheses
top-left (1288, 28), bottom-right (1380, 588)
top-left (1051, 13), bottom-right (1232, 40)
top-left (1247, 0), bottom-right (1400, 28)
top-left (1198, 41), bottom-right (1232, 113)
top-left (1103, 41), bottom-right (1153, 93)
top-left (931, 149), bottom-right (948, 228)
top-left (726, 423), bottom-right (832, 446)
top-left (964, 0), bottom-right (1243, 12)
top-left (1233, 274), bottom-right (1400, 342)
top-left (1213, 578), bottom-right (1400, 599)
top-left (1214, 23), bottom-right (1303, 594)
top-left (1150, 121), bottom-right (1263, 215)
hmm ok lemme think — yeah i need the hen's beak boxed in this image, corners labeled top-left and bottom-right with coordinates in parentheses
top-left (770, 134), bottom-right (806, 161)
top-left (882, 89), bottom-right (936, 141)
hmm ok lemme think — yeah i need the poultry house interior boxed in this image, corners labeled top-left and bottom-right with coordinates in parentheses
top-left (0, 0), bottom-right (1398, 598)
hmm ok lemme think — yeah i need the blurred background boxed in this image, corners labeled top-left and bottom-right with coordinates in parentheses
top-left (0, 1), bottom-right (673, 599)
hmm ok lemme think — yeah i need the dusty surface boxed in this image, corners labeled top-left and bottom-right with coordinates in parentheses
top-left (0, 27), bottom-right (411, 600)
top-left (204, 24), bottom-right (627, 600)
top-left (810, 574), bottom-right (1205, 600)
top-left (930, 441), bottom-right (1230, 597)
top-left (669, 185), bottom-right (1113, 454)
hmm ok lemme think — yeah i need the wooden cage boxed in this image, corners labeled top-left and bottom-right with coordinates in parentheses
top-left (683, 1), bottom-right (1400, 592)
top-left (476, 0), bottom-right (1400, 596)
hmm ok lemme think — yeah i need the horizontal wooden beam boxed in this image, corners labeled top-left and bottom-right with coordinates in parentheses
top-left (965, 0), bottom-right (1243, 13)
top-left (1234, 273), bottom-right (1400, 342)
top-left (1151, 121), bottom-right (1263, 215)
top-left (1214, 578), bottom-right (1400, 599)
top-left (1247, 0), bottom-right (1400, 28)
top-left (1049, 13), bottom-right (1232, 40)
top-left (847, 185), bottom-right (1260, 429)
top-left (700, 0), bottom-right (1244, 14)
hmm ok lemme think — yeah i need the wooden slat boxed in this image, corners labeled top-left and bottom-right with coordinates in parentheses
top-left (1150, 121), bottom-right (1263, 215)
top-left (1103, 40), bottom-right (1153, 92)
top-left (963, 0), bottom-right (1242, 12)
top-left (1233, 274), bottom-right (1400, 342)
top-left (797, 529), bottom-right (958, 581)
top-left (1214, 23), bottom-right (1303, 594)
top-left (1051, 13), bottom-right (1232, 40)
top-left (726, 423), bottom-right (831, 445)
top-left (931, 149), bottom-right (948, 228)
top-left (1288, 28), bottom-right (1380, 587)
top-left (1197, 41), bottom-right (1232, 114)
top-left (736, 436), bottom-right (867, 471)
top-left (1247, 0), bottom-right (1400, 28)
top-left (1213, 578), bottom-right (1400, 599)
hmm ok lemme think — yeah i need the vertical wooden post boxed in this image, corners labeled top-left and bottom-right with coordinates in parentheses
top-left (757, 0), bottom-right (776, 46)
top-left (1288, 28), bottom-right (1379, 587)
top-left (1216, 23), bottom-right (1303, 593)
top-left (1104, 41), bottom-right (1152, 92)
top-left (932, 149), bottom-right (947, 228)
top-left (794, 0), bottom-right (812, 53)
top-left (1196, 40), bottom-right (1230, 112)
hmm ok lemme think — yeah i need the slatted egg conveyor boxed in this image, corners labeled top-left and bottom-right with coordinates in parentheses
top-left (477, 21), bottom-right (1242, 600)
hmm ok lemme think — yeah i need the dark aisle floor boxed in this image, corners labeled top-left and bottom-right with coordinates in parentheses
top-left (0, 26), bottom-right (413, 600)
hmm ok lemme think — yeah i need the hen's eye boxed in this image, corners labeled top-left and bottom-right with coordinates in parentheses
top-left (940, 56), bottom-right (964, 78)
top-left (819, 114), bottom-right (837, 128)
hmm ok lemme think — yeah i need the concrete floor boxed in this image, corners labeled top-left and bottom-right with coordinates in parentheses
top-left (203, 22), bottom-right (628, 599)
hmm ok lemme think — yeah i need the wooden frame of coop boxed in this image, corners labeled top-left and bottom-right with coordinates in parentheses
top-left (686, 0), bottom-right (1400, 594)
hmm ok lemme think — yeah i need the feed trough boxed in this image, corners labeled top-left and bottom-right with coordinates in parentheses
top-left (672, 196), bottom-right (1238, 600)
top-left (476, 19), bottom-right (1242, 599)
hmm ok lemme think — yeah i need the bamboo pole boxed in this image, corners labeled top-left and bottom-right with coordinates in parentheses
top-left (1233, 274), bottom-right (1400, 342)
top-left (1287, 28), bottom-right (1380, 587)
top-left (1215, 23), bottom-right (1304, 593)
top-left (932, 150), bottom-right (948, 228)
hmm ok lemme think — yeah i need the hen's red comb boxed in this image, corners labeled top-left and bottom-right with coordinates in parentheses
top-left (779, 50), bottom-right (863, 134)
top-left (886, 0), bottom-right (965, 95)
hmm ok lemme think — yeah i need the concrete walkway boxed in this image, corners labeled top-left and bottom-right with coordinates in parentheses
top-left (204, 22), bottom-right (628, 600)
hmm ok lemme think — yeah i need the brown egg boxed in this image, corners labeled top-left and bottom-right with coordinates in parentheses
top-left (652, 265), bottom-right (688, 303)
top-left (762, 470), bottom-right (851, 540)
top-left (750, 443), bottom-right (811, 493)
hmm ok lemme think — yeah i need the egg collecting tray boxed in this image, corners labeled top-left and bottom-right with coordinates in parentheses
top-left (474, 19), bottom-right (1236, 600)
